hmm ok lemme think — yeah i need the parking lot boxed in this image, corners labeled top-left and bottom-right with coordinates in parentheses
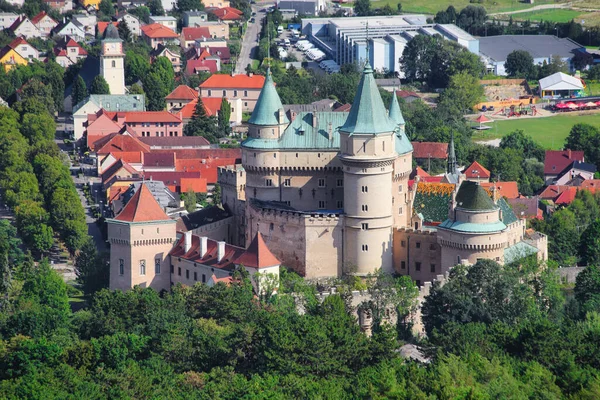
top-left (275, 29), bottom-right (338, 75)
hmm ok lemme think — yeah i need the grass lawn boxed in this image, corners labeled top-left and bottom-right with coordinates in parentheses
top-left (511, 9), bottom-right (583, 23)
top-left (471, 113), bottom-right (600, 149)
top-left (371, 0), bottom-right (554, 15)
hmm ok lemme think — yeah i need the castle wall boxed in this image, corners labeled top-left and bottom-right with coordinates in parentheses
top-left (438, 228), bottom-right (507, 270)
top-left (394, 228), bottom-right (442, 285)
top-left (218, 165), bottom-right (246, 246)
top-left (392, 152), bottom-right (412, 229)
top-left (108, 220), bottom-right (176, 292)
top-left (189, 216), bottom-right (233, 243)
top-left (170, 256), bottom-right (231, 286)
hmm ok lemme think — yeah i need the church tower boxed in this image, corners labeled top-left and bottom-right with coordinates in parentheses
top-left (339, 61), bottom-right (399, 275)
top-left (100, 24), bottom-right (125, 95)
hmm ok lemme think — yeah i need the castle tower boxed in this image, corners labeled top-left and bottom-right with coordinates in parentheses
top-left (388, 90), bottom-right (413, 229)
top-left (339, 61), bottom-right (399, 275)
top-left (100, 24), bottom-right (125, 95)
top-left (107, 184), bottom-right (176, 291)
top-left (242, 68), bottom-right (290, 203)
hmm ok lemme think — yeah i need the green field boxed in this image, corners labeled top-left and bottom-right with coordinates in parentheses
top-left (511, 9), bottom-right (583, 23)
top-left (472, 113), bottom-right (600, 149)
top-left (371, 0), bottom-right (554, 15)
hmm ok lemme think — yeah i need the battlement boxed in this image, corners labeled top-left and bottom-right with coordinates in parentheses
top-left (396, 227), bottom-right (438, 236)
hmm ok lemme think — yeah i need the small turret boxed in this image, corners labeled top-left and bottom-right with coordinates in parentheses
top-left (447, 131), bottom-right (457, 175)
top-left (388, 89), bottom-right (405, 127)
top-left (248, 68), bottom-right (289, 129)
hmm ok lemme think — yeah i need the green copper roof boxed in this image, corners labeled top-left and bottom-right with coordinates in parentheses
top-left (339, 63), bottom-right (398, 135)
top-left (498, 198), bottom-right (518, 225)
top-left (413, 189), bottom-right (452, 223)
top-left (455, 181), bottom-right (497, 211)
top-left (388, 91), bottom-right (405, 125)
top-left (395, 132), bottom-right (413, 155)
top-left (504, 241), bottom-right (539, 264)
top-left (248, 69), bottom-right (289, 126)
top-left (437, 219), bottom-right (507, 233)
top-left (243, 111), bottom-right (346, 150)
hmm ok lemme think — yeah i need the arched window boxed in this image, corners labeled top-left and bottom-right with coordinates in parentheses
top-left (111, 60), bottom-right (116, 68)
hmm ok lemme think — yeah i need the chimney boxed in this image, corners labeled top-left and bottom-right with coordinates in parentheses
top-left (312, 113), bottom-right (317, 128)
top-left (248, 71), bottom-right (253, 77)
top-left (278, 108), bottom-right (285, 124)
top-left (199, 236), bottom-right (208, 257)
top-left (568, 149), bottom-right (572, 159)
top-left (184, 231), bottom-right (192, 252)
top-left (217, 241), bottom-right (226, 262)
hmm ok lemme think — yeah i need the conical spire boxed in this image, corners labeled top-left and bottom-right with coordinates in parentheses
top-left (248, 68), bottom-right (289, 126)
top-left (340, 63), bottom-right (397, 135)
top-left (388, 90), bottom-right (405, 126)
top-left (447, 131), bottom-right (457, 174)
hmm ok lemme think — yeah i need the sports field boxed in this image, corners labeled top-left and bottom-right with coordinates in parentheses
top-left (511, 9), bottom-right (583, 23)
top-left (472, 113), bottom-right (600, 149)
top-left (371, 0), bottom-right (554, 14)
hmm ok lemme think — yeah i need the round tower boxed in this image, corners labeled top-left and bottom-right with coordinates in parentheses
top-left (339, 62), bottom-right (398, 275)
top-left (241, 68), bottom-right (290, 203)
top-left (100, 24), bottom-right (125, 95)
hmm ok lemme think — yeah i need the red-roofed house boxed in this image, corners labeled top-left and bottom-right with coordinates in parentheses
top-left (580, 180), bottom-right (600, 190)
top-left (141, 23), bottom-right (179, 49)
top-left (186, 58), bottom-right (219, 74)
top-left (97, 21), bottom-right (118, 37)
top-left (411, 142), bottom-right (448, 161)
top-left (166, 85), bottom-right (199, 111)
top-left (31, 11), bottom-right (57, 36)
top-left (108, 183), bottom-right (176, 292)
top-left (480, 181), bottom-right (519, 199)
top-left (150, 44), bottom-right (181, 72)
top-left (539, 185), bottom-right (571, 201)
top-left (53, 36), bottom-right (87, 67)
top-left (208, 7), bottom-right (243, 22)
top-left (554, 187), bottom-right (579, 206)
top-left (181, 26), bottom-right (212, 48)
top-left (396, 90), bottom-right (420, 103)
top-left (200, 73), bottom-right (266, 112)
top-left (464, 161), bottom-right (491, 183)
top-left (409, 166), bottom-right (430, 179)
top-left (178, 97), bottom-right (242, 125)
top-left (43, 0), bottom-right (72, 14)
top-left (544, 150), bottom-right (585, 184)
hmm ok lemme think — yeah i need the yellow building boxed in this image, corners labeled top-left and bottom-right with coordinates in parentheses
top-left (80, 0), bottom-right (101, 10)
top-left (0, 46), bottom-right (27, 72)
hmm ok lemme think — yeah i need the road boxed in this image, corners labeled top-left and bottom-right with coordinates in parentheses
top-left (234, 4), bottom-right (267, 74)
top-left (489, 2), bottom-right (571, 16)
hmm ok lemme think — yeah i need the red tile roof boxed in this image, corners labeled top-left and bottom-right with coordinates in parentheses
top-left (411, 142), bottom-right (448, 159)
top-left (96, 134), bottom-right (151, 155)
top-left (179, 97), bottom-right (223, 118)
top-left (166, 85), bottom-right (198, 101)
top-left (101, 159), bottom-right (137, 184)
top-left (8, 16), bottom-right (27, 32)
top-left (186, 59), bottom-right (218, 74)
top-left (139, 135), bottom-right (210, 147)
top-left (554, 187), bottom-right (578, 205)
top-left (233, 232), bottom-right (280, 269)
top-left (410, 166), bottom-right (430, 179)
top-left (141, 23), bottom-right (178, 38)
top-left (508, 197), bottom-right (542, 219)
top-left (31, 11), bottom-right (56, 25)
top-left (170, 234), bottom-right (245, 271)
top-left (200, 74), bottom-right (265, 89)
top-left (181, 27), bottom-right (211, 41)
top-left (97, 21), bottom-right (118, 35)
top-left (481, 181), bottom-right (519, 199)
top-left (209, 7), bottom-right (243, 20)
top-left (464, 161), bottom-right (491, 179)
top-left (544, 150), bottom-right (584, 175)
top-left (143, 152), bottom-right (176, 168)
top-left (539, 185), bottom-right (571, 200)
top-left (580, 179), bottom-right (600, 189)
top-left (8, 37), bottom-right (30, 49)
top-left (396, 90), bottom-right (420, 98)
top-left (102, 110), bottom-right (183, 123)
top-left (114, 183), bottom-right (171, 222)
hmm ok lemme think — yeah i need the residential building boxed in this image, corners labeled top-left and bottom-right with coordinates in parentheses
top-left (43, 0), bottom-right (73, 13)
top-left (141, 23), bottom-right (179, 49)
top-left (463, 161), bottom-right (490, 183)
top-left (149, 15), bottom-right (177, 31)
top-left (72, 13), bottom-right (97, 36)
top-left (100, 24), bottom-right (125, 95)
top-left (6, 36), bottom-right (39, 61)
top-left (80, 0), bottom-right (101, 10)
top-left (160, 0), bottom-right (176, 11)
top-left (53, 36), bottom-right (88, 68)
top-left (165, 85), bottom-right (198, 111)
top-left (277, 0), bottom-right (325, 15)
top-left (204, 0), bottom-right (229, 7)
top-left (479, 35), bottom-right (586, 76)
top-left (0, 43), bottom-right (27, 72)
top-left (72, 94), bottom-right (146, 140)
top-left (186, 58), bottom-right (219, 74)
top-left (544, 149), bottom-right (585, 184)
top-left (180, 26), bottom-right (211, 48)
top-left (31, 11), bottom-right (58, 37)
top-left (53, 19), bottom-right (86, 41)
top-left (199, 73), bottom-right (266, 112)
top-left (302, 16), bottom-right (478, 75)
top-left (183, 10), bottom-right (207, 27)
top-left (8, 16), bottom-right (42, 39)
top-left (0, 13), bottom-right (18, 30)
top-left (151, 44), bottom-right (182, 72)
top-left (115, 13), bottom-right (141, 37)
top-left (179, 96), bottom-right (243, 125)
top-left (553, 160), bottom-right (597, 185)
top-left (208, 7), bottom-right (243, 23)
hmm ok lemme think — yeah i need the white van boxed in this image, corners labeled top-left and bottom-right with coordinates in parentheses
top-left (277, 26), bottom-right (284, 34)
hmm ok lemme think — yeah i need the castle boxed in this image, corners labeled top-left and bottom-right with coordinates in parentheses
top-left (107, 61), bottom-right (547, 292)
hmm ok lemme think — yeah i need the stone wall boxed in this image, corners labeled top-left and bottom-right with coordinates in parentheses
top-left (556, 267), bottom-right (585, 284)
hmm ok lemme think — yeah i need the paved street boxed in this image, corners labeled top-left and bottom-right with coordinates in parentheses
top-left (235, 4), bottom-right (267, 74)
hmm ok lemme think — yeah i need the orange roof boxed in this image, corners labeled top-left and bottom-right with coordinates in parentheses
top-left (181, 27), bottom-right (211, 41)
top-left (166, 85), bottom-right (198, 101)
top-left (411, 142), bottom-right (448, 159)
top-left (210, 7), bottom-right (243, 20)
top-left (481, 181), bottom-right (519, 199)
top-left (554, 187), bottom-right (578, 205)
top-left (539, 185), bottom-right (571, 200)
top-left (580, 179), bottom-right (600, 189)
top-left (114, 183), bottom-right (171, 222)
top-left (410, 166), bottom-right (430, 179)
top-left (141, 23), bottom-right (178, 38)
top-left (180, 177), bottom-right (207, 193)
top-left (200, 74), bottom-right (266, 89)
top-left (209, 274), bottom-right (234, 285)
top-left (97, 21), bottom-right (118, 35)
top-left (464, 161), bottom-right (491, 179)
top-left (179, 97), bottom-right (222, 118)
top-left (234, 232), bottom-right (280, 269)
top-left (96, 134), bottom-right (150, 155)
top-left (179, 99), bottom-right (197, 119)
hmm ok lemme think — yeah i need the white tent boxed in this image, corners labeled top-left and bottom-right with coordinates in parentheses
top-left (539, 72), bottom-right (583, 92)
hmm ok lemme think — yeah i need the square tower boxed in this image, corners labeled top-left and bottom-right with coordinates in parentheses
top-left (100, 24), bottom-right (125, 95)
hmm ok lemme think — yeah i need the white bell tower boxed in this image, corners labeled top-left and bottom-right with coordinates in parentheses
top-left (99, 24), bottom-right (125, 95)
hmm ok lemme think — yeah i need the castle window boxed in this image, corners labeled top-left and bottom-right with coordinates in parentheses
top-left (273, 153), bottom-right (276, 158)
top-left (399, 207), bottom-right (403, 215)
top-left (457, 256), bottom-right (460, 264)
top-left (430, 243), bottom-right (436, 250)
top-left (296, 153), bottom-right (298, 157)
top-left (223, 90), bottom-right (226, 96)
top-left (361, 205), bottom-right (368, 212)
top-left (361, 186), bottom-right (368, 193)
top-left (361, 244), bottom-right (368, 251)
top-left (155, 258), bottom-right (161, 274)
top-left (362, 142), bottom-right (366, 153)
top-left (269, 223), bottom-right (274, 231)
top-left (157, 228), bottom-right (160, 233)
top-left (361, 223), bottom-right (368, 230)
top-left (318, 179), bottom-right (325, 187)
top-left (415, 262), bottom-right (421, 271)
top-left (401, 240), bottom-right (406, 247)
top-left (401, 261), bottom-right (406, 269)
top-left (194, 272), bottom-right (197, 281)
top-left (111, 60), bottom-right (115, 67)
top-left (254, 153), bottom-right (256, 158)
top-left (398, 185), bottom-right (403, 192)
top-left (383, 140), bottom-right (385, 151)
top-left (318, 201), bottom-right (326, 209)
top-left (186, 269), bottom-right (190, 279)
top-left (178, 267), bottom-right (181, 276)
top-left (266, 179), bottom-right (273, 187)
top-left (337, 179), bottom-right (343, 187)
top-left (244, 90), bottom-right (248, 97)
top-left (430, 263), bottom-right (436, 273)
top-left (416, 242), bottom-right (421, 249)
top-left (318, 153), bottom-right (321, 158)
top-left (140, 260), bottom-right (146, 275)
top-left (283, 178), bottom-right (291, 186)
top-left (141, 229), bottom-right (144, 235)
top-left (234, 90), bottom-right (238, 96)
top-left (496, 257), bottom-right (501, 261)
top-left (337, 200), bottom-right (343, 208)
top-left (119, 259), bottom-right (124, 275)
top-left (202, 274), bottom-right (206, 283)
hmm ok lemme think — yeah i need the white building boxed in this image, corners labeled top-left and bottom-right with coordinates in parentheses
top-left (99, 24), bottom-right (125, 95)
top-left (0, 13), bottom-right (18, 30)
top-left (149, 15), bottom-right (177, 31)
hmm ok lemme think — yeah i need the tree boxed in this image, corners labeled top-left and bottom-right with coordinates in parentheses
top-left (184, 187), bottom-right (196, 213)
top-left (143, 71), bottom-right (167, 111)
top-left (587, 64), bottom-right (600, 80)
top-left (13, 78), bottom-right (55, 116)
top-left (354, 0), bottom-right (371, 16)
top-left (129, 83), bottom-right (144, 95)
top-left (90, 75), bottom-right (110, 95)
top-left (218, 97), bottom-right (231, 133)
top-left (43, 61), bottom-right (65, 113)
top-left (75, 239), bottom-right (109, 296)
top-left (546, 208), bottom-right (579, 265)
top-left (213, 183), bottom-right (221, 205)
top-left (364, 270), bottom-right (418, 329)
top-left (177, 0), bottom-right (203, 12)
top-left (580, 220), bottom-right (600, 267)
top-left (401, 34), bottom-right (437, 82)
top-left (14, 200), bottom-right (54, 255)
top-left (457, 5), bottom-right (487, 33)
top-left (118, 20), bottom-right (132, 43)
top-left (72, 75), bottom-right (88, 107)
top-left (98, 0), bottom-right (114, 17)
top-left (183, 97), bottom-right (219, 142)
top-left (575, 265), bottom-right (600, 313)
top-left (125, 51), bottom-right (151, 85)
top-left (566, 123), bottom-right (600, 169)
top-left (438, 71), bottom-right (484, 114)
top-left (20, 113), bottom-right (56, 145)
top-left (505, 50), bottom-right (536, 79)
top-left (148, 0), bottom-right (164, 16)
